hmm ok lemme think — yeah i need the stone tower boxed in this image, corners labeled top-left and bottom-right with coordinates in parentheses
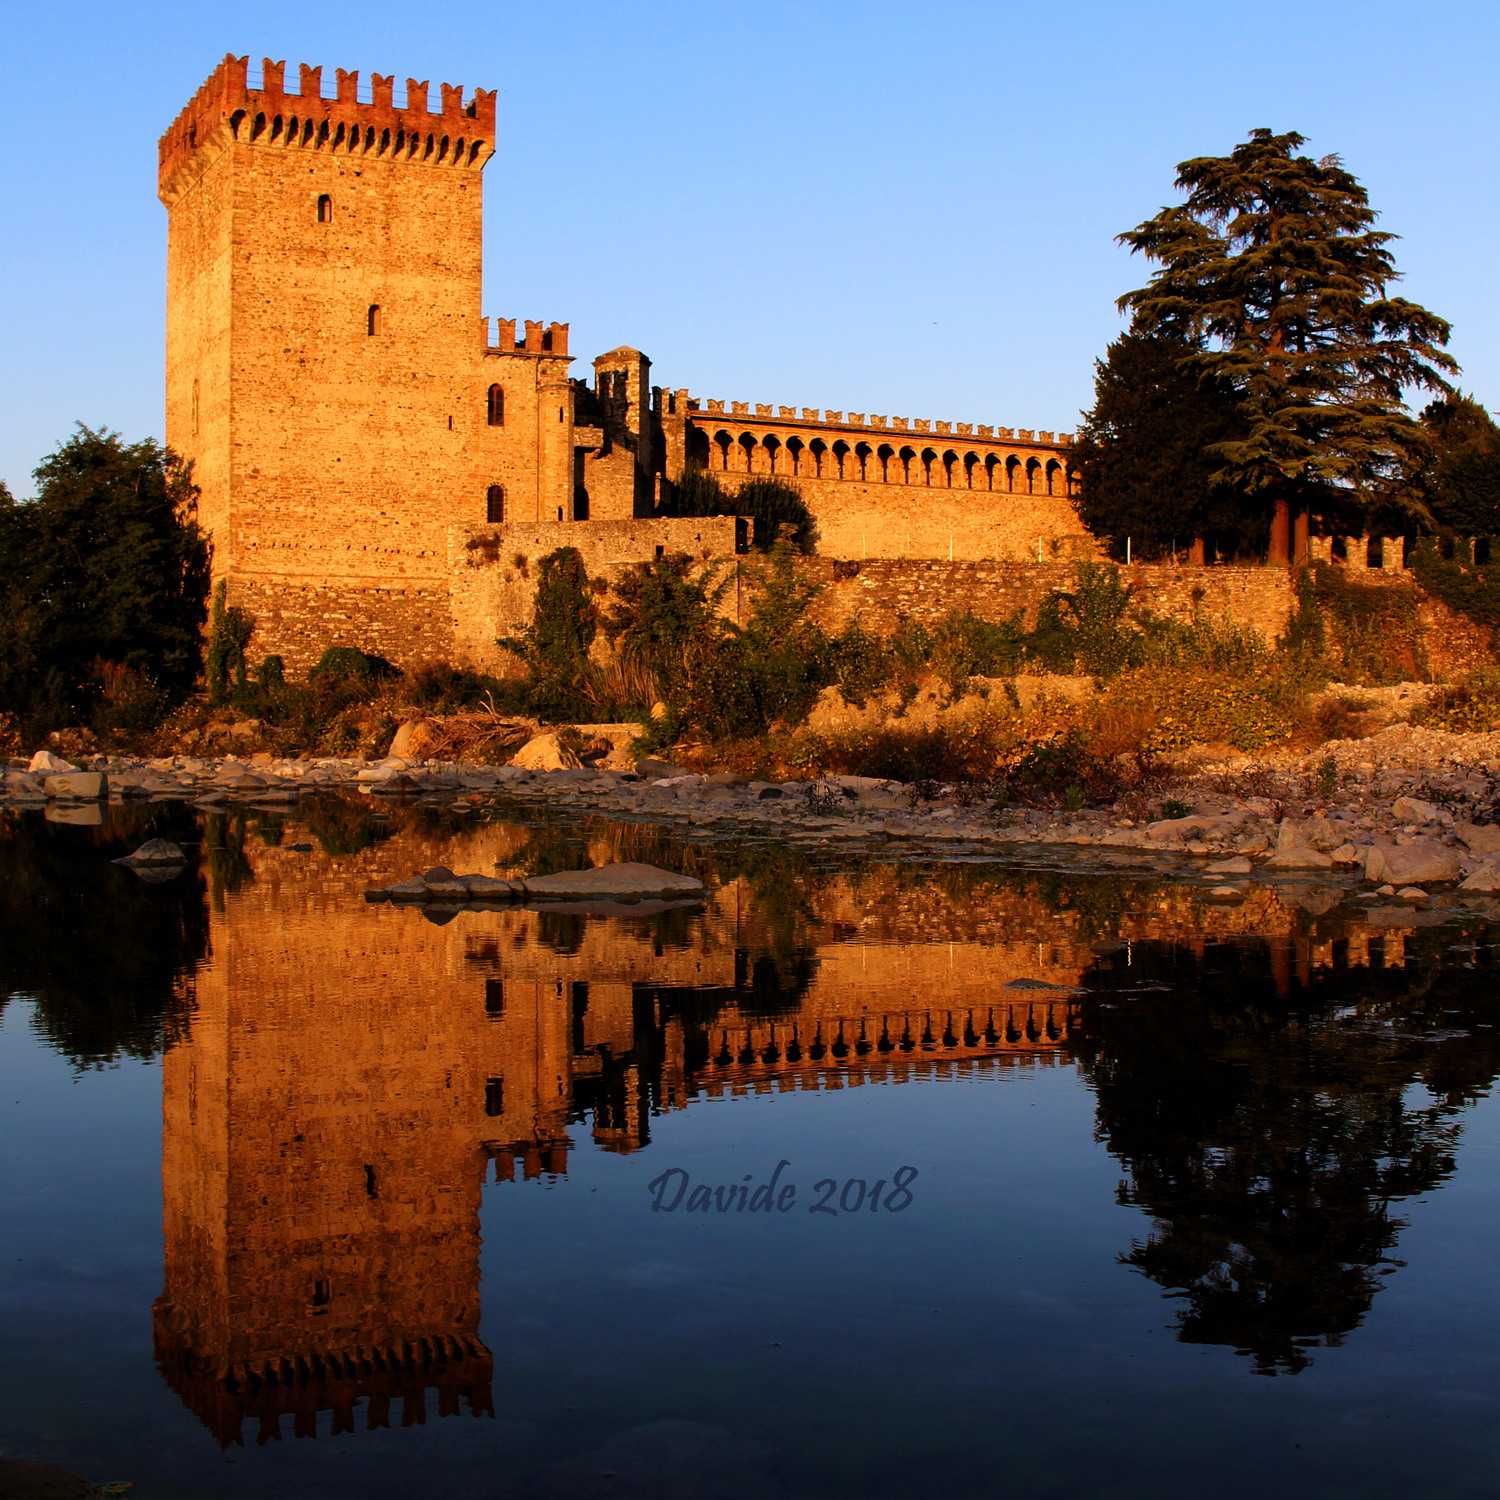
top-left (159, 55), bottom-right (573, 668)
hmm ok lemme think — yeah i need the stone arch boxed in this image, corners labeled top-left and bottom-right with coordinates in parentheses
top-left (899, 445), bottom-right (916, 484)
top-left (1005, 455), bottom-right (1023, 493)
top-left (855, 441), bottom-right (873, 481)
top-left (877, 443), bottom-right (894, 482)
top-left (941, 449), bottom-right (959, 488)
top-left (832, 439), bottom-right (850, 480)
top-left (713, 430), bottom-right (733, 471)
top-left (486, 484), bottom-right (505, 523)
top-left (920, 447), bottom-right (937, 485)
top-left (984, 454), bottom-right (1000, 492)
top-left (486, 384), bottom-right (504, 426)
top-left (738, 432), bottom-right (757, 474)
top-left (1025, 457), bottom-right (1042, 494)
top-left (1045, 458), bottom-right (1063, 496)
top-left (963, 452), bottom-right (980, 489)
top-left (763, 434), bottom-right (781, 474)
top-left (786, 436), bottom-right (805, 475)
top-left (809, 438), bottom-right (828, 477)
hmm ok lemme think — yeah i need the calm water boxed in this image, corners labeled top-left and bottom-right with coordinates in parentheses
top-left (3, 797), bottom-right (1500, 1498)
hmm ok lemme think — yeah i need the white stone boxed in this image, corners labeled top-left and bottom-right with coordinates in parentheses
top-left (28, 750), bottom-right (77, 773)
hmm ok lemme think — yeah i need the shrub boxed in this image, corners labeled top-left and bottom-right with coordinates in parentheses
top-left (205, 580), bottom-right (255, 703)
top-left (90, 660), bottom-right (168, 737)
top-left (498, 546), bottom-right (601, 719)
top-left (661, 467), bottom-right (819, 553)
top-left (603, 553), bottom-right (732, 706)
top-left (308, 645), bottom-right (400, 688)
top-left (1413, 670), bottom-right (1500, 733)
top-left (406, 660), bottom-right (508, 712)
top-left (1098, 665), bottom-right (1301, 752)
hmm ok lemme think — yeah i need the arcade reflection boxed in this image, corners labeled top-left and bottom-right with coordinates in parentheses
top-left (5, 797), bottom-right (1498, 1450)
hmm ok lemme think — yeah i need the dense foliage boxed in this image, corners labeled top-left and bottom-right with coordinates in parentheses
top-left (1070, 327), bottom-right (1261, 560)
top-left (1118, 129), bottom-right (1456, 536)
top-left (0, 427), bottom-right (210, 733)
top-left (1419, 395), bottom-right (1500, 538)
top-left (660, 467), bottom-right (819, 553)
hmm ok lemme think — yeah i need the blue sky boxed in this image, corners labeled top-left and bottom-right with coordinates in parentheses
top-left (2, 0), bottom-right (1495, 498)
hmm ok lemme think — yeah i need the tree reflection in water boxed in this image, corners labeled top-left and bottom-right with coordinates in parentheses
top-left (1075, 931), bottom-right (1500, 1374)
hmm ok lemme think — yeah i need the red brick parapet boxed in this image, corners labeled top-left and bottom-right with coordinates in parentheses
top-left (159, 54), bottom-right (496, 201)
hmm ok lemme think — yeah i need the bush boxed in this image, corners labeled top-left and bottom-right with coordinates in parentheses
top-left (205, 580), bottom-right (255, 703)
top-left (308, 646), bottom-right (400, 688)
top-left (1413, 670), bottom-right (1500, 733)
top-left (661, 467), bottom-right (818, 553)
top-left (90, 660), bottom-right (169, 737)
top-left (405, 660), bottom-right (509, 712)
top-left (499, 546), bottom-right (602, 719)
top-left (1099, 665), bottom-right (1301, 753)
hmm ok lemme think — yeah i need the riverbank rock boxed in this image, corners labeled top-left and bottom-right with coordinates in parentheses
top-left (1363, 839), bottom-right (1461, 886)
top-left (114, 838), bottom-right (187, 867)
top-left (43, 771), bottom-right (107, 801)
top-left (519, 863), bottom-right (706, 903)
top-left (1460, 861), bottom-right (1500, 892)
top-left (388, 718), bottom-right (444, 760)
top-left (510, 732), bottom-right (583, 772)
top-left (28, 750), bottom-right (77, 773)
top-left (366, 866), bottom-right (521, 904)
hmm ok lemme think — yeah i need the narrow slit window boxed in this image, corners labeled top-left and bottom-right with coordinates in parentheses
top-left (311, 1278), bottom-right (332, 1307)
top-left (486, 484), bottom-right (505, 524)
top-left (485, 1077), bottom-right (504, 1117)
top-left (367, 303), bottom-right (381, 336)
top-left (487, 384), bottom-right (504, 426)
top-left (316, 193), bottom-right (332, 223)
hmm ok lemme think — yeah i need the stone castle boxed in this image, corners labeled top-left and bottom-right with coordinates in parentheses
top-left (162, 55), bottom-right (1437, 674)
top-left (158, 54), bottom-right (1109, 672)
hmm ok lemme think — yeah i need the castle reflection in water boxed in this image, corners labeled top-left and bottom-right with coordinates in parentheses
top-left (138, 804), bottom-right (1486, 1444)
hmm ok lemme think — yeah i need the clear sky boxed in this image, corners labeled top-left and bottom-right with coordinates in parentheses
top-left (1, 0), bottom-right (1495, 498)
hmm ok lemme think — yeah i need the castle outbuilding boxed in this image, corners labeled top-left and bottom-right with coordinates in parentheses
top-left (159, 56), bottom-right (1104, 670)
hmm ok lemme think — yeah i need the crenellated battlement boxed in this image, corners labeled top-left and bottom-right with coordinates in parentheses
top-left (159, 54), bottom-right (497, 200)
top-left (481, 317), bottom-right (570, 357)
top-left (684, 396), bottom-right (1071, 448)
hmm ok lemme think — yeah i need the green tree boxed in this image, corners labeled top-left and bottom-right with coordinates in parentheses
top-left (1419, 394), bottom-right (1500, 538)
top-left (1118, 129), bottom-right (1457, 557)
top-left (1071, 326), bottom-right (1259, 560)
top-left (661, 467), bottom-right (819, 553)
top-left (0, 426), bottom-right (210, 731)
top-left (602, 553), bottom-right (732, 704)
top-left (499, 546), bottom-right (599, 718)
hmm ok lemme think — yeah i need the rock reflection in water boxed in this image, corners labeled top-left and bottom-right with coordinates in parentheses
top-left (3, 795), bottom-right (1497, 1456)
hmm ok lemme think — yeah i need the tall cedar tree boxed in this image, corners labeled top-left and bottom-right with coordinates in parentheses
top-left (0, 427), bottom-right (210, 728)
top-left (1118, 129), bottom-right (1457, 547)
top-left (1419, 395), bottom-right (1500, 538)
top-left (1070, 326), bottom-right (1260, 560)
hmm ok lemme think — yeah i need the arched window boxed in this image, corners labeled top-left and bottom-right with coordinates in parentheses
top-left (366, 304), bottom-right (381, 336)
top-left (486, 484), bottom-right (505, 523)
top-left (316, 194), bottom-right (332, 223)
top-left (487, 384), bottom-right (504, 426)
